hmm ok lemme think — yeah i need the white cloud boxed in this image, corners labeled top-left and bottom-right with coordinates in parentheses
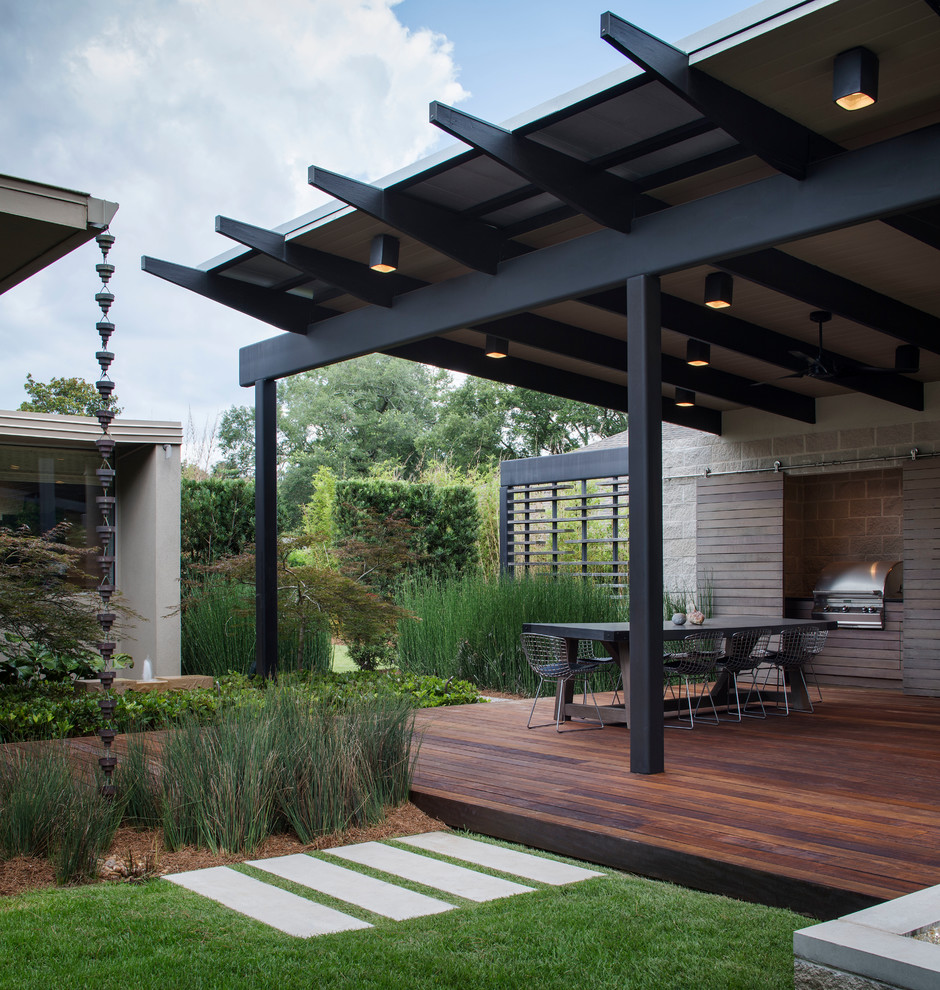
top-left (0, 0), bottom-right (467, 426)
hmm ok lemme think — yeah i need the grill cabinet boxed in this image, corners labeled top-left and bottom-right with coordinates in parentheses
top-left (811, 560), bottom-right (903, 629)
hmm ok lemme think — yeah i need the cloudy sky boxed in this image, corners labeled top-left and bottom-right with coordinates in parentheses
top-left (0, 0), bottom-right (758, 453)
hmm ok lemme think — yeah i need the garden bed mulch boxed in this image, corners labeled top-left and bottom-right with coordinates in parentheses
top-left (0, 802), bottom-right (445, 899)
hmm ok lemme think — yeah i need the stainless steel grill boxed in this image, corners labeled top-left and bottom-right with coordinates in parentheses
top-left (811, 560), bottom-right (903, 629)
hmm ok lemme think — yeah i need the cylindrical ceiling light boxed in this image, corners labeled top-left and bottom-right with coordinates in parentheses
top-left (704, 271), bottom-right (733, 309)
top-left (369, 234), bottom-right (400, 273)
top-left (686, 339), bottom-right (711, 367)
top-left (675, 388), bottom-right (695, 408)
top-left (485, 334), bottom-right (509, 359)
top-left (833, 46), bottom-right (878, 111)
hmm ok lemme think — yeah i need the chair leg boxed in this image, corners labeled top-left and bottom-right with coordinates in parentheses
top-left (664, 675), bottom-right (694, 729)
top-left (804, 660), bottom-right (824, 703)
top-left (527, 676), bottom-right (546, 729)
top-left (691, 672), bottom-right (720, 725)
top-left (719, 671), bottom-right (742, 722)
top-left (740, 666), bottom-right (768, 719)
top-left (561, 675), bottom-right (605, 731)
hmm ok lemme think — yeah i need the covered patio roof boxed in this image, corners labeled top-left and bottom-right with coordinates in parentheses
top-left (144, 0), bottom-right (940, 431)
top-left (142, 0), bottom-right (940, 774)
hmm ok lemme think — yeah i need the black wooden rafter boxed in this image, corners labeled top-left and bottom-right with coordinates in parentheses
top-left (582, 289), bottom-right (924, 410)
top-left (716, 250), bottom-right (940, 355)
top-left (600, 12), bottom-right (840, 179)
top-left (475, 312), bottom-right (815, 422)
top-left (387, 336), bottom-right (722, 434)
top-left (214, 216), bottom-right (423, 307)
top-left (140, 257), bottom-right (334, 333)
top-left (308, 166), bottom-right (505, 274)
top-left (429, 102), bottom-right (640, 233)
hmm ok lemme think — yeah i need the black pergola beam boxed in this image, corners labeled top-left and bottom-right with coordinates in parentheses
top-left (141, 256), bottom-right (334, 334)
top-left (582, 291), bottom-right (923, 411)
top-left (429, 102), bottom-right (639, 233)
top-left (254, 379), bottom-right (278, 679)
top-left (600, 12), bottom-right (839, 179)
top-left (717, 250), bottom-right (940, 355)
top-left (214, 216), bottom-right (423, 307)
top-left (479, 312), bottom-right (815, 422)
top-left (883, 206), bottom-right (940, 252)
top-left (308, 166), bottom-right (504, 274)
top-left (387, 336), bottom-right (722, 434)
top-left (238, 122), bottom-right (940, 384)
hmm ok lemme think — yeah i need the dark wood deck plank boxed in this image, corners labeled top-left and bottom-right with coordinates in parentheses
top-left (411, 687), bottom-right (940, 915)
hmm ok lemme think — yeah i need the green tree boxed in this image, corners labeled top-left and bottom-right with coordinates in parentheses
top-left (278, 354), bottom-right (449, 473)
top-left (215, 405), bottom-right (255, 479)
top-left (19, 373), bottom-right (120, 417)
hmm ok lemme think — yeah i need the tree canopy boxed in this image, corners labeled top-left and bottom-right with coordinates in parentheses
top-left (213, 353), bottom-right (627, 520)
top-left (18, 373), bottom-right (121, 417)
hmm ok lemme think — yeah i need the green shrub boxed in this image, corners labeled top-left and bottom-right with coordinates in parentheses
top-left (336, 478), bottom-right (479, 581)
top-left (397, 572), bottom-right (627, 695)
top-left (180, 478), bottom-right (255, 569)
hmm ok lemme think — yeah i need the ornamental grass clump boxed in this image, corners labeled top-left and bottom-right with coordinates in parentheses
top-left (0, 744), bottom-right (121, 884)
top-left (158, 684), bottom-right (416, 855)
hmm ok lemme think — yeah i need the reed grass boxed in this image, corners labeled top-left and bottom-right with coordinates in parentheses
top-left (157, 684), bottom-right (416, 854)
top-left (0, 744), bottom-right (121, 883)
top-left (397, 572), bottom-right (627, 695)
top-left (180, 577), bottom-right (331, 677)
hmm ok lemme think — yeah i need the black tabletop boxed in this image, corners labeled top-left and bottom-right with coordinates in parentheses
top-left (522, 615), bottom-right (837, 642)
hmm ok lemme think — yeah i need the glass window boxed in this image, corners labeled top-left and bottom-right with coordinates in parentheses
top-left (0, 444), bottom-right (102, 584)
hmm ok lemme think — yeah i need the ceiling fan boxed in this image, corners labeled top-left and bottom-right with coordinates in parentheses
top-left (782, 310), bottom-right (920, 381)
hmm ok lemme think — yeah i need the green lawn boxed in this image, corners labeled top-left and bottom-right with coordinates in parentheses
top-left (0, 836), bottom-right (809, 990)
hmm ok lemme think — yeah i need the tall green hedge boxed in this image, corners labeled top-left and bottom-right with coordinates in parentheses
top-left (181, 478), bottom-right (255, 569)
top-left (336, 479), bottom-right (480, 581)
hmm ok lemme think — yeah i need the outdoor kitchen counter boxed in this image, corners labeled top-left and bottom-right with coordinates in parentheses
top-left (521, 616), bottom-right (838, 728)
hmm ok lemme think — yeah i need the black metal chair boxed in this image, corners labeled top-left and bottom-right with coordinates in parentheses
top-left (577, 640), bottom-right (622, 705)
top-left (763, 627), bottom-right (828, 714)
top-left (716, 628), bottom-right (771, 720)
top-left (663, 631), bottom-right (724, 729)
top-left (520, 633), bottom-right (606, 732)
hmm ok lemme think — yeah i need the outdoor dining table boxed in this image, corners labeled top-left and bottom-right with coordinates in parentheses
top-left (521, 616), bottom-right (838, 728)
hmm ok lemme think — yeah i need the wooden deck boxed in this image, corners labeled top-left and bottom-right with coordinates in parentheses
top-left (410, 687), bottom-right (940, 919)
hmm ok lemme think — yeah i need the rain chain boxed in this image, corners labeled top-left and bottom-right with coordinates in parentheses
top-left (92, 230), bottom-right (119, 798)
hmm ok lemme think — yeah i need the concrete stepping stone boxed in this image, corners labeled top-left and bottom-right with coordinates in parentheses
top-left (325, 841), bottom-right (534, 902)
top-left (398, 832), bottom-right (605, 885)
top-left (246, 854), bottom-right (456, 921)
top-left (164, 865), bottom-right (372, 938)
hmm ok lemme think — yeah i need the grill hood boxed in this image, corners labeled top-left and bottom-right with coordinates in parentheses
top-left (813, 560), bottom-right (903, 598)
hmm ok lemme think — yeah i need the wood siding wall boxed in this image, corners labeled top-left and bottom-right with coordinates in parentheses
top-left (902, 459), bottom-right (940, 697)
top-left (787, 599), bottom-right (902, 687)
top-left (696, 473), bottom-right (784, 616)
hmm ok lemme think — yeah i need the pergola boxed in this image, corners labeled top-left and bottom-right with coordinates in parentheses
top-left (143, 0), bottom-right (940, 774)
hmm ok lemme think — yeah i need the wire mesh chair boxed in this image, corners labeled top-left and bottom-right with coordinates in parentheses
top-left (802, 628), bottom-right (828, 704)
top-left (577, 640), bottom-right (622, 705)
top-left (663, 631), bottom-right (725, 729)
top-left (763, 627), bottom-right (828, 714)
top-left (520, 633), bottom-right (606, 732)
top-left (716, 628), bottom-right (771, 720)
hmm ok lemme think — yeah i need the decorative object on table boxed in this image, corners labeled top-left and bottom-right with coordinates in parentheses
top-left (671, 613), bottom-right (687, 625)
top-left (688, 608), bottom-right (705, 625)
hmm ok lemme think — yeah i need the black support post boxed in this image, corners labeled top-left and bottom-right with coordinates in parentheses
top-left (626, 274), bottom-right (665, 774)
top-left (255, 378), bottom-right (278, 679)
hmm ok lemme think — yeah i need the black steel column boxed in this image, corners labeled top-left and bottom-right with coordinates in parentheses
top-left (255, 378), bottom-right (278, 678)
top-left (627, 274), bottom-right (665, 774)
